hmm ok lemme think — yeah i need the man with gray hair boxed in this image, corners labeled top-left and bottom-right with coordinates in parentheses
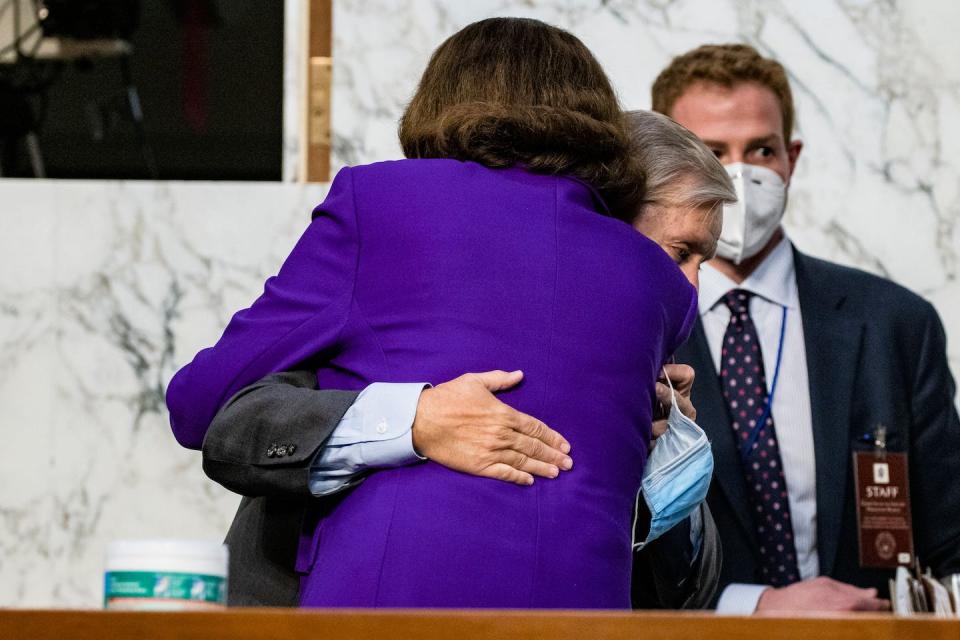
top-left (627, 110), bottom-right (734, 290)
top-left (199, 111), bottom-right (735, 608)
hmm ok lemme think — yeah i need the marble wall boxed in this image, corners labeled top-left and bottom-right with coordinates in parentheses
top-left (0, 0), bottom-right (958, 608)
top-left (331, 0), bottom-right (960, 370)
top-left (0, 180), bottom-right (327, 606)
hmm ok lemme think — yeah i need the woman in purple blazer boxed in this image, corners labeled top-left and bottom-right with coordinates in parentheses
top-left (167, 18), bottom-right (697, 608)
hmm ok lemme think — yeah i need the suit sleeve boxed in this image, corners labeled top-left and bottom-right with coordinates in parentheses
top-left (631, 502), bottom-right (722, 609)
top-left (202, 371), bottom-right (359, 497)
top-left (166, 167), bottom-right (359, 450)
top-left (909, 303), bottom-right (960, 576)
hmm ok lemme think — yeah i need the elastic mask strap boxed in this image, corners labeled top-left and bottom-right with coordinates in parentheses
top-left (661, 367), bottom-right (680, 410)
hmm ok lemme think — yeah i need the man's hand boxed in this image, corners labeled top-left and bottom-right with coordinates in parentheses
top-left (755, 576), bottom-right (891, 613)
top-left (652, 364), bottom-right (697, 439)
top-left (411, 370), bottom-right (573, 486)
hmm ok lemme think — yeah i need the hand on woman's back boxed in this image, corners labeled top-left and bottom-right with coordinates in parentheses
top-left (412, 370), bottom-right (574, 486)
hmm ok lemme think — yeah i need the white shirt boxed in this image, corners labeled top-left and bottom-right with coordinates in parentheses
top-left (699, 237), bottom-right (820, 614)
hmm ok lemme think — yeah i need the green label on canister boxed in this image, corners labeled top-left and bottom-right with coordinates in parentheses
top-left (104, 571), bottom-right (226, 606)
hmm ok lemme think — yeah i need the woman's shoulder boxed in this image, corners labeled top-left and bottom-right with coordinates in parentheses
top-left (342, 158), bottom-right (553, 184)
top-left (554, 181), bottom-right (674, 267)
top-left (340, 158), bottom-right (492, 181)
top-left (335, 159), bottom-right (567, 203)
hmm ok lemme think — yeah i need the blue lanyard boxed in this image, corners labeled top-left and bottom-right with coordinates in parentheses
top-left (740, 305), bottom-right (788, 459)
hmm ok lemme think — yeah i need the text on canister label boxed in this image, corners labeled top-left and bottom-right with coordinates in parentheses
top-left (104, 571), bottom-right (226, 606)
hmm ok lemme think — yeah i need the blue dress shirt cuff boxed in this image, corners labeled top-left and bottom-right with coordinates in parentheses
top-left (308, 382), bottom-right (429, 497)
top-left (715, 583), bottom-right (769, 615)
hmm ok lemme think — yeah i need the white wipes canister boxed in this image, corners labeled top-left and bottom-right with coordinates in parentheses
top-left (104, 540), bottom-right (228, 610)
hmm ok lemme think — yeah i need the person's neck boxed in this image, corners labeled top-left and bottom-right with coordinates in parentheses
top-left (708, 229), bottom-right (785, 285)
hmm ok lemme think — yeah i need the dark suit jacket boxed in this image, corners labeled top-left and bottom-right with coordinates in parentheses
top-left (202, 371), bottom-right (721, 608)
top-left (676, 247), bottom-right (960, 602)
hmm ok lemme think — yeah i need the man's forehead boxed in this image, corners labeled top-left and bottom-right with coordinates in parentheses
top-left (659, 205), bottom-right (721, 242)
top-left (668, 81), bottom-right (784, 144)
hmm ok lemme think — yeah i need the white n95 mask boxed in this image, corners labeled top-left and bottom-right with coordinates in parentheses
top-left (717, 162), bottom-right (787, 264)
top-left (633, 373), bottom-right (714, 550)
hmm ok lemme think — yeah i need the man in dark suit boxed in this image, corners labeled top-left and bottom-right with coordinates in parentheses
top-left (203, 369), bottom-right (722, 609)
top-left (651, 44), bottom-right (960, 612)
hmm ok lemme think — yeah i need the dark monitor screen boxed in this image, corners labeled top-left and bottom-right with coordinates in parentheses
top-left (39, 0), bottom-right (140, 40)
top-left (0, 0), bottom-right (284, 181)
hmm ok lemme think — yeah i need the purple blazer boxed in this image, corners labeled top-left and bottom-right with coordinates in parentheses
top-left (167, 159), bottom-right (697, 609)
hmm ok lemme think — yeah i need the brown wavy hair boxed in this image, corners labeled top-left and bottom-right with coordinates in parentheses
top-left (399, 18), bottom-right (643, 221)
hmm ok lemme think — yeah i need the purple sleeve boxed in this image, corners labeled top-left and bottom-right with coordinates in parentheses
top-left (658, 269), bottom-right (699, 367)
top-left (166, 168), bottom-right (358, 449)
top-left (669, 284), bottom-right (700, 355)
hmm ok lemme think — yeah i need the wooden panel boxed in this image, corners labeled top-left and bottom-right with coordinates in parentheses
top-left (305, 0), bottom-right (333, 182)
top-left (307, 55), bottom-right (332, 182)
top-left (308, 0), bottom-right (332, 57)
top-left (2, 609), bottom-right (959, 640)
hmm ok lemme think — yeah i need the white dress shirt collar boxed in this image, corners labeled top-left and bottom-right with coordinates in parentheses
top-left (698, 235), bottom-right (799, 315)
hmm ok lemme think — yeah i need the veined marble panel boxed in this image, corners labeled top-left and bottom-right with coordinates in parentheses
top-left (283, 0), bottom-right (308, 182)
top-left (331, 0), bottom-right (960, 374)
top-left (0, 180), bottom-right (327, 607)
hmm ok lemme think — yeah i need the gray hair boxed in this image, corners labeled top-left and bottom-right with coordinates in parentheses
top-left (625, 110), bottom-right (736, 218)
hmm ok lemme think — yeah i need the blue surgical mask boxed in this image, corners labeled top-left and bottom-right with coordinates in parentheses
top-left (633, 373), bottom-right (714, 550)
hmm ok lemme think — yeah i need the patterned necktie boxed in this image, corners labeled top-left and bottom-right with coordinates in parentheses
top-left (719, 289), bottom-right (800, 587)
